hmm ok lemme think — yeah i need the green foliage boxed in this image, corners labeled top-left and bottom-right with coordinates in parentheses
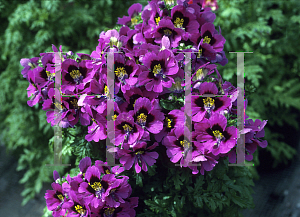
top-left (214, 0), bottom-right (299, 172)
top-left (131, 157), bottom-right (254, 216)
top-left (159, 93), bottom-right (185, 111)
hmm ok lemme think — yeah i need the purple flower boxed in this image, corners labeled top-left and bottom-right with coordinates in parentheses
top-left (171, 5), bottom-right (199, 37)
top-left (26, 69), bottom-right (44, 107)
top-left (195, 113), bottom-right (237, 156)
top-left (190, 22), bottom-right (226, 55)
top-left (53, 170), bottom-right (60, 183)
top-left (44, 182), bottom-right (70, 217)
top-left (210, 50), bottom-right (228, 66)
top-left (195, 5), bottom-right (216, 27)
top-left (138, 49), bottom-right (178, 93)
top-left (64, 96), bottom-right (91, 127)
top-left (78, 157), bottom-right (92, 179)
top-left (105, 176), bottom-right (132, 208)
top-left (120, 28), bottom-right (138, 52)
top-left (153, 18), bottom-right (186, 48)
top-left (85, 111), bottom-right (107, 143)
top-left (41, 88), bottom-right (75, 128)
top-left (64, 191), bottom-right (91, 217)
top-left (34, 67), bottom-right (55, 89)
top-left (129, 97), bottom-right (165, 136)
top-left (192, 82), bottom-right (232, 122)
top-left (117, 3), bottom-right (143, 27)
top-left (145, 1), bottom-right (165, 28)
top-left (162, 66), bottom-right (185, 95)
top-left (99, 29), bottom-right (122, 53)
top-left (61, 59), bottom-right (93, 95)
top-left (66, 174), bottom-right (85, 197)
top-left (120, 86), bottom-right (159, 112)
top-left (228, 116), bottom-right (268, 163)
top-left (191, 36), bottom-right (217, 60)
top-left (87, 38), bottom-right (108, 70)
top-left (162, 126), bottom-right (194, 166)
top-left (190, 144), bottom-right (219, 175)
top-left (118, 141), bottom-right (159, 173)
top-left (20, 57), bottom-right (40, 80)
top-left (95, 160), bottom-right (125, 176)
top-left (154, 109), bottom-right (185, 143)
top-left (108, 112), bottom-right (144, 146)
top-left (78, 166), bottom-right (118, 209)
top-left (113, 53), bottom-right (139, 94)
top-left (91, 200), bottom-right (137, 217)
top-left (191, 62), bottom-right (216, 89)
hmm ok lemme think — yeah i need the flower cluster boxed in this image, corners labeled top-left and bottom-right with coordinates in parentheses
top-left (21, 0), bottom-right (268, 216)
top-left (21, 0), bottom-right (267, 176)
top-left (45, 157), bottom-right (138, 217)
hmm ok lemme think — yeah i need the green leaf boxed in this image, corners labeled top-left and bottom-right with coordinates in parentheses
top-left (173, 172), bottom-right (183, 190)
top-left (148, 164), bottom-right (157, 176)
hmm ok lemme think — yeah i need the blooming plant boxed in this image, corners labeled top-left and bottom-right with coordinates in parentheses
top-left (21, 0), bottom-right (268, 216)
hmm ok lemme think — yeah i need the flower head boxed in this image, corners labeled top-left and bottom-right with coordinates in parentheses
top-left (195, 113), bottom-right (237, 156)
top-left (118, 141), bottom-right (159, 173)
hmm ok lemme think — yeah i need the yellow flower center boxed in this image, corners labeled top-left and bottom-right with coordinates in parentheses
top-left (110, 37), bottom-right (118, 47)
top-left (57, 194), bottom-right (64, 201)
top-left (203, 36), bottom-right (211, 44)
top-left (153, 64), bottom-right (162, 75)
top-left (70, 98), bottom-right (78, 109)
top-left (196, 68), bottom-right (203, 78)
top-left (114, 67), bottom-right (127, 78)
top-left (112, 114), bottom-right (118, 121)
top-left (203, 97), bottom-right (215, 107)
top-left (123, 124), bottom-right (133, 132)
top-left (155, 17), bottom-right (161, 25)
top-left (165, 117), bottom-right (172, 128)
top-left (75, 205), bottom-right (85, 215)
top-left (100, 50), bottom-right (104, 58)
top-left (193, 68), bottom-right (207, 81)
top-left (135, 150), bottom-right (144, 155)
top-left (46, 70), bottom-right (55, 78)
top-left (180, 140), bottom-right (191, 148)
top-left (163, 29), bottom-right (172, 36)
top-left (104, 208), bottom-right (115, 215)
top-left (197, 48), bottom-right (203, 58)
top-left (174, 17), bottom-right (184, 28)
top-left (104, 85), bottom-right (109, 96)
top-left (213, 130), bottom-right (224, 141)
top-left (70, 69), bottom-right (82, 80)
top-left (89, 182), bottom-right (102, 191)
top-left (131, 17), bottom-right (138, 26)
top-left (137, 113), bottom-right (147, 123)
top-left (105, 169), bottom-right (110, 174)
top-left (54, 102), bottom-right (63, 110)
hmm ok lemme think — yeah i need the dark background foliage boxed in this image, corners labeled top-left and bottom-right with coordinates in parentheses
top-left (0, 0), bottom-right (299, 215)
